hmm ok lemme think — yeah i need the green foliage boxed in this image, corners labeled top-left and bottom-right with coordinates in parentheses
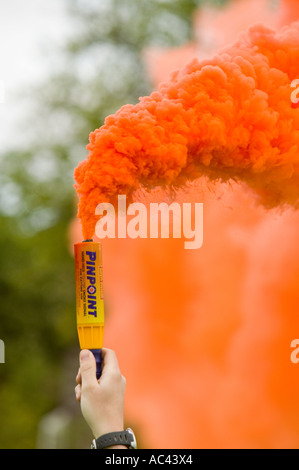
top-left (66, 0), bottom-right (199, 51)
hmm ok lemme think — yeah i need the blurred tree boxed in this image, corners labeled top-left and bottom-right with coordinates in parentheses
top-left (0, 0), bottom-right (228, 448)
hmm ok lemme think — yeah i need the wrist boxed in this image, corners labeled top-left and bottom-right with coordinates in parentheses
top-left (93, 424), bottom-right (124, 440)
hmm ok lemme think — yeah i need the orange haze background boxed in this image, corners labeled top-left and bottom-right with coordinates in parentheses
top-left (71, 0), bottom-right (299, 448)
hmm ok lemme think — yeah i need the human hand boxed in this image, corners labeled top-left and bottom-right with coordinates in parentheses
top-left (75, 348), bottom-right (126, 447)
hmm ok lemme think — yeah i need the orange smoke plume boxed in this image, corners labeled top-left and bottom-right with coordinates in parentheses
top-left (74, 21), bottom-right (299, 239)
top-left (280, 0), bottom-right (299, 26)
top-left (70, 2), bottom-right (299, 449)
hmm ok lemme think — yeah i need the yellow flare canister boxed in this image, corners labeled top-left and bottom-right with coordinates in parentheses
top-left (74, 240), bottom-right (104, 378)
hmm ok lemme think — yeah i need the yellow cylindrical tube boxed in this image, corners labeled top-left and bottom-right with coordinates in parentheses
top-left (74, 240), bottom-right (104, 378)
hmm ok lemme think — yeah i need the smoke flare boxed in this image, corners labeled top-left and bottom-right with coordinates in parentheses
top-left (74, 21), bottom-right (299, 240)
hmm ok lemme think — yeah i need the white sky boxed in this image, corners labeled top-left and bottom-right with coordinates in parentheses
top-left (0, 0), bottom-right (70, 149)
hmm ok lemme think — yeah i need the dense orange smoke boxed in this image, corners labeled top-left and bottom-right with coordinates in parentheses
top-left (74, 20), bottom-right (299, 240)
top-left (70, 0), bottom-right (299, 449)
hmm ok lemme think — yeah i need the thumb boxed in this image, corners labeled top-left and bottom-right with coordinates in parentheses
top-left (79, 350), bottom-right (97, 388)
